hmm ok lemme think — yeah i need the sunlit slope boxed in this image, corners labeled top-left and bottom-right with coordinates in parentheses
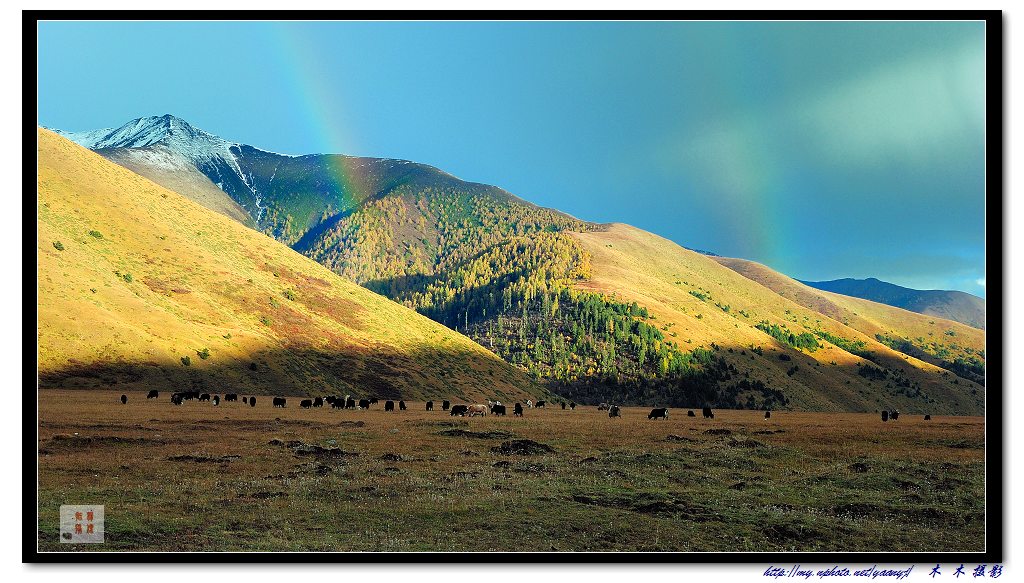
top-left (715, 256), bottom-right (985, 377)
top-left (99, 145), bottom-right (253, 227)
top-left (37, 128), bottom-right (540, 401)
top-left (570, 224), bottom-right (983, 414)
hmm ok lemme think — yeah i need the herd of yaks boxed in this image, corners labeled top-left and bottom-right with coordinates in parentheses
top-left (117, 391), bottom-right (931, 422)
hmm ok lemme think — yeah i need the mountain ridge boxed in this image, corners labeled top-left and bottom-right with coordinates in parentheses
top-left (46, 115), bottom-right (985, 413)
top-left (37, 127), bottom-right (543, 401)
top-left (800, 277), bottom-right (985, 330)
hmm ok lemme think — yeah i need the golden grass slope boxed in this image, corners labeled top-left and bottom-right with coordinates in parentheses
top-left (713, 256), bottom-right (985, 361)
top-left (570, 224), bottom-right (984, 415)
top-left (37, 128), bottom-right (539, 401)
top-left (100, 146), bottom-right (253, 226)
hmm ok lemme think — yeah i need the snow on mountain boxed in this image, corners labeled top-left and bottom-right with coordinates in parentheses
top-left (53, 115), bottom-right (277, 221)
top-left (46, 114), bottom-right (510, 238)
top-left (50, 126), bottom-right (116, 148)
top-left (65, 114), bottom-right (239, 165)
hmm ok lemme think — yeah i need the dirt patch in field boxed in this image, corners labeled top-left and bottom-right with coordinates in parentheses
top-left (268, 439), bottom-right (359, 459)
top-left (491, 439), bottom-right (555, 455)
top-left (196, 419), bottom-right (330, 430)
top-left (762, 522), bottom-right (823, 543)
top-left (248, 491), bottom-right (288, 499)
top-left (829, 502), bottom-right (978, 526)
top-left (416, 420), bottom-right (469, 428)
top-left (167, 454), bottom-right (240, 463)
top-left (849, 461), bottom-right (870, 473)
top-left (726, 436), bottom-right (765, 448)
top-left (703, 428), bottom-right (732, 436)
top-left (931, 438), bottom-right (985, 450)
top-left (44, 434), bottom-right (166, 451)
top-left (437, 428), bottom-right (515, 439)
top-left (571, 492), bottom-right (719, 522)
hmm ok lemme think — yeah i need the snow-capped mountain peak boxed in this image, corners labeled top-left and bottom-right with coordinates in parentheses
top-left (55, 114), bottom-right (240, 165)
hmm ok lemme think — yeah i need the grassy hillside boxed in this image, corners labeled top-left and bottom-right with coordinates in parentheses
top-left (98, 146), bottom-right (254, 227)
top-left (299, 178), bottom-right (590, 288)
top-left (36, 128), bottom-right (541, 402)
top-left (716, 257), bottom-right (986, 386)
top-left (564, 225), bottom-right (983, 415)
top-left (56, 118), bottom-right (984, 414)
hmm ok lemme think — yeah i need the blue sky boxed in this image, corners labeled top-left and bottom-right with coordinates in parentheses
top-left (37, 20), bottom-right (987, 297)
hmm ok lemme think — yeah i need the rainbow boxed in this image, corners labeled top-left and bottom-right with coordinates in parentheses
top-left (268, 23), bottom-right (374, 209)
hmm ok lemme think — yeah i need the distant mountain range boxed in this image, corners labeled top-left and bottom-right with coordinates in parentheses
top-left (42, 115), bottom-right (986, 413)
top-left (800, 277), bottom-right (985, 330)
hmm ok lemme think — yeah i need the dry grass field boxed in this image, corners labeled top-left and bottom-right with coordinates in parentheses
top-left (37, 389), bottom-right (985, 553)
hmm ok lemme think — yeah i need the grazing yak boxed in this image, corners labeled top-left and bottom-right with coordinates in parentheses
top-left (273, 397), bottom-right (287, 408)
top-left (250, 397), bottom-right (256, 407)
top-left (608, 405), bottom-right (621, 418)
top-left (300, 399), bottom-right (313, 409)
top-left (442, 400), bottom-right (451, 411)
top-left (426, 401), bottom-right (434, 411)
top-left (468, 404), bottom-right (488, 417)
top-left (764, 410), bottom-right (771, 420)
top-left (384, 400), bottom-right (396, 412)
top-left (358, 399), bottom-right (370, 410)
top-left (346, 397), bottom-right (357, 409)
top-left (147, 390), bottom-right (159, 399)
top-left (171, 393), bottom-right (183, 406)
top-left (225, 394), bottom-right (238, 402)
top-left (687, 410), bottom-right (696, 417)
top-left (243, 397), bottom-right (248, 405)
top-left (331, 398), bottom-right (344, 409)
top-left (569, 402), bottom-right (577, 410)
top-left (881, 410), bottom-right (889, 422)
top-left (890, 410), bottom-right (900, 421)
top-left (514, 403), bottom-right (524, 417)
top-left (120, 394), bottom-right (128, 405)
top-left (648, 408), bottom-right (669, 420)
top-left (313, 397), bottom-right (324, 408)
top-left (561, 402), bottom-right (566, 410)
top-left (597, 403), bottom-right (610, 411)
top-left (370, 398), bottom-right (380, 405)
top-left (702, 406), bottom-right (714, 419)
top-left (536, 400), bottom-right (546, 408)
top-left (491, 404), bottom-right (507, 416)
top-left (213, 395), bottom-right (220, 406)
top-left (526, 400), bottom-right (533, 409)
top-left (450, 404), bottom-right (469, 417)
top-left (199, 393), bottom-right (211, 402)
top-left (924, 415), bottom-right (931, 421)
top-left (399, 400), bottom-right (407, 411)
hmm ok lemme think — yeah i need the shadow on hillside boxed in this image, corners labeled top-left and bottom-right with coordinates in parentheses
top-left (37, 344), bottom-right (540, 403)
top-left (544, 341), bottom-right (986, 416)
top-left (36, 337), bottom-right (984, 415)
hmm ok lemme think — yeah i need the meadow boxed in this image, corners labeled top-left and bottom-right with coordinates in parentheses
top-left (35, 389), bottom-right (985, 553)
